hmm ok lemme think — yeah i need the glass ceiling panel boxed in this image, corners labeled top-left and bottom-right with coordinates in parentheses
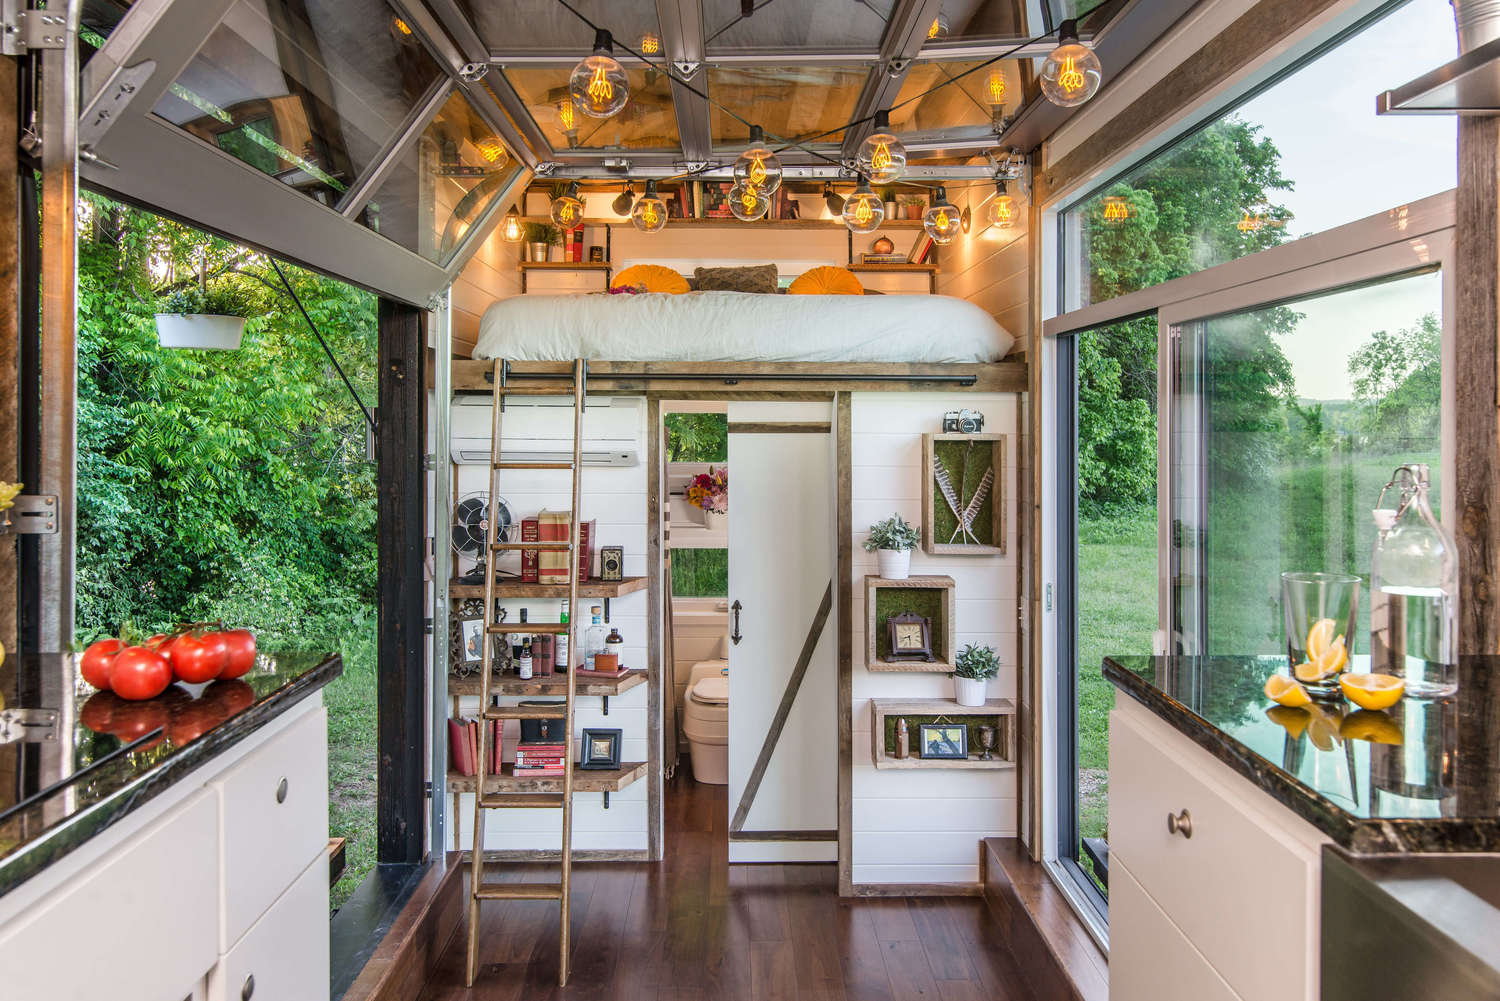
top-left (461, 0), bottom-right (661, 55)
top-left (703, 0), bottom-right (895, 51)
top-left (889, 58), bottom-right (1032, 133)
top-left (152, 0), bottom-right (444, 207)
top-left (358, 89), bottom-right (522, 265)
top-left (505, 66), bottom-right (679, 151)
top-left (927, 0), bottom-right (1033, 40)
top-left (79, 0), bottom-right (132, 65)
top-left (708, 65), bottom-right (868, 149)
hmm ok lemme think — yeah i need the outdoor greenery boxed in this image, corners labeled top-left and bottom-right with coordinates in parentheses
top-left (158, 283), bottom-right (258, 318)
top-left (76, 192), bottom-right (378, 910)
top-left (665, 413), bottom-right (729, 598)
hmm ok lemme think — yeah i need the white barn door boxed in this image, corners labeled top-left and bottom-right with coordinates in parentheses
top-left (727, 401), bottom-right (838, 862)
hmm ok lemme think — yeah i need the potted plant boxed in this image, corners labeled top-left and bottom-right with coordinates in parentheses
top-left (880, 188), bottom-right (899, 220)
top-left (864, 513), bottom-right (920, 579)
top-left (903, 196), bottom-right (926, 220)
top-left (155, 284), bottom-right (255, 350)
top-left (687, 466), bottom-right (728, 531)
top-left (524, 222), bottom-right (561, 263)
top-left (953, 643), bottom-right (998, 707)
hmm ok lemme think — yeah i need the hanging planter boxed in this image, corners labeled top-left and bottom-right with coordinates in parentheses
top-left (155, 283), bottom-right (254, 351)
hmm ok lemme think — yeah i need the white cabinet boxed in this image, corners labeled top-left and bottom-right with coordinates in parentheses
top-left (209, 853), bottom-right (330, 1001)
top-left (1109, 698), bottom-right (1328, 1001)
top-left (1109, 857), bottom-right (1242, 1001)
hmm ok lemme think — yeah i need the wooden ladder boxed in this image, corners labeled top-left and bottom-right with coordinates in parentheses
top-left (465, 358), bottom-right (587, 987)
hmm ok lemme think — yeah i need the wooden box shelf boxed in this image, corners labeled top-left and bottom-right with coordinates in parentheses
top-left (447, 761), bottom-right (647, 794)
top-left (868, 698), bottom-right (1016, 769)
top-left (922, 433), bottom-right (1006, 556)
top-left (865, 574), bottom-right (956, 673)
top-left (448, 668), bottom-right (646, 699)
top-left (449, 576), bottom-right (646, 599)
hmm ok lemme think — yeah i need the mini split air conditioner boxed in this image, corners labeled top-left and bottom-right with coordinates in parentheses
top-left (450, 395), bottom-right (642, 467)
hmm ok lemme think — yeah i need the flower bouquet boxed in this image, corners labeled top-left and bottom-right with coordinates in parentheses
top-left (688, 467), bottom-right (728, 530)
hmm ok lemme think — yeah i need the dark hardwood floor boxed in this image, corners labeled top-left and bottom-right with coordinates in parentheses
top-left (418, 768), bottom-right (1037, 1000)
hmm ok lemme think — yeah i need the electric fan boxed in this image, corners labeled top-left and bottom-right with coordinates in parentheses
top-left (453, 491), bottom-right (512, 583)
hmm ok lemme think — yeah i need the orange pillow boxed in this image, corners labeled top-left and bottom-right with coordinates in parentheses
top-left (611, 264), bottom-right (690, 294)
top-left (788, 266), bottom-right (864, 296)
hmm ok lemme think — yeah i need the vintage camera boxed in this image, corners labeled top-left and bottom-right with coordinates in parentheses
top-left (942, 409), bottom-right (984, 434)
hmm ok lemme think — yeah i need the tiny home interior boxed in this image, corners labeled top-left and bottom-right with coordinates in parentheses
top-left (2, 1), bottom-right (1499, 1000)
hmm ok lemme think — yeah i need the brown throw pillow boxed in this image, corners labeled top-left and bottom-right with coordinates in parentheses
top-left (693, 264), bottom-right (778, 294)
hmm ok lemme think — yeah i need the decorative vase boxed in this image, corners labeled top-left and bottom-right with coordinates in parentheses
top-left (876, 548), bottom-right (910, 580)
top-left (528, 241), bottom-right (547, 263)
top-left (883, 201), bottom-right (898, 220)
top-left (155, 313), bottom-right (247, 350)
top-left (703, 509), bottom-right (726, 532)
top-left (954, 675), bottom-right (987, 707)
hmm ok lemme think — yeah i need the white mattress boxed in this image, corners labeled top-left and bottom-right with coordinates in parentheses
top-left (473, 291), bottom-right (1014, 363)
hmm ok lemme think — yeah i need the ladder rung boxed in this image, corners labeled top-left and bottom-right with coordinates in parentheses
top-left (475, 881), bottom-right (564, 901)
top-left (486, 622), bottom-right (570, 635)
top-left (492, 541), bottom-right (572, 551)
top-left (494, 460), bottom-right (574, 470)
top-left (479, 792), bottom-right (566, 809)
top-left (482, 703), bottom-right (567, 720)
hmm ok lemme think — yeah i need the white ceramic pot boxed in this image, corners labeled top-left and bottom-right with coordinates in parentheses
top-left (155, 313), bottom-right (247, 350)
top-left (876, 548), bottom-right (910, 580)
top-left (883, 201), bottom-right (898, 220)
top-left (953, 675), bottom-right (987, 707)
top-left (703, 509), bottom-right (726, 532)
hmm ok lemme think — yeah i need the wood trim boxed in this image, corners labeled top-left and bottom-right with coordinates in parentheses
top-left (725, 422), bottom-right (832, 434)
top-left (1025, 180), bottom-right (1045, 860)
top-left (850, 882), bottom-right (984, 897)
top-left (336, 856), bottom-right (466, 1001)
top-left (464, 849), bottom-right (650, 862)
top-left (836, 391), bottom-right (854, 897)
top-left (729, 580), bottom-right (835, 835)
top-left (377, 299), bottom-right (427, 865)
top-left (1016, 392), bottom-right (1037, 851)
top-left (728, 830), bottom-right (839, 842)
top-left (646, 396), bottom-right (664, 860)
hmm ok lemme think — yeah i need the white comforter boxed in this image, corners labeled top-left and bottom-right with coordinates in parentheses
top-left (473, 291), bottom-right (1014, 363)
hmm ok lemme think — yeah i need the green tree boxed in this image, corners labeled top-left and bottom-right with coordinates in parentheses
top-left (1347, 312), bottom-right (1441, 446)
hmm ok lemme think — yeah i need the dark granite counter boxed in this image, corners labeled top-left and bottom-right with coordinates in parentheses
top-left (0, 649), bottom-right (341, 897)
top-left (1104, 655), bottom-right (1500, 853)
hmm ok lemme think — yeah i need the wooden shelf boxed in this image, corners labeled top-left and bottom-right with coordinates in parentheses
top-left (518, 261), bottom-right (612, 270)
top-left (449, 576), bottom-right (646, 599)
top-left (448, 668), bottom-right (647, 698)
top-left (516, 215), bottom-right (926, 230)
top-left (865, 575), bottom-right (957, 673)
top-left (849, 263), bottom-right (938, 273)
top-left (869, 698), bottom-right (1016, 770)
top-left (447, 761), bottom-right (647, 794)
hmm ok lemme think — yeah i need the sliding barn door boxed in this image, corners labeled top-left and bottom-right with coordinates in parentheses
top-left (727, 402), bottom-right (837, 862)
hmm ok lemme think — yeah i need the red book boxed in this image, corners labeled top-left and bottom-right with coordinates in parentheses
top-left (520, 517), bottom-right (540, 582)
top-left (490, 720), bottom-right (501, 774)
top-left (448, 718), bottom-right (474, 776)
top-left (515, 765), bottom-right (566, 776)
top-left (570, 230), bottom-right (584, 263)
top-left (577, 519), bottom-right (596, 582)
top-left (468, 719), bottom-right (480, 774)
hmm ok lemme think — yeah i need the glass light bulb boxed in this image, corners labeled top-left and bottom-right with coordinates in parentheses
top-left (1100, 195), bottom-right (1132, 224)
top-left (631, 190), bottom-right (667, 233)
top-left (551, 190), bottom-right (585, 230)
top-left (858, 131), bottom-right (907, 184)
top-left (728, 182), bottom-right (770, 222)
top-left (842, 187), bottom-right (885, 234)
top-left (927, 11), bottom-right (948, 38)
top-left (640, 32), bottom-right (661, 55)
top-left (557, 100), bottom-right (577, 133)
top-left (502, 211), bottom-right (524, 243)
top-left (570, 50), bottom-right (629, 118)
top-left (476, 138), bottom-right (508, 166)
top-left (987, 194), bottom-right (1017, 229)
top-left (985, 70), bottom-right (1007, 107)
top-left (923, 192), bottom-right (962, 244)
top-left (1040, 38), bottom-right (1102, 107)
top-left (733, 131), bottom-right (783, 194)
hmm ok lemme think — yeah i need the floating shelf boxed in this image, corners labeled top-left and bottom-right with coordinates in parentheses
top-left (868, 698), bottom-right (1016, 770)
top-left (449, 576), bottom-right (646, 599)
top-left (849, 263), bottom-right (938, 273)
top-left (518, 261), bottom-right (612, 270)
top-left (448, 668), bottom-right (646, 699)
top-left (447, 761), bottom-right (647, 794)
top-left (865, 575), bottom-right (956, 673)
top-left (923, 433), bottom-right (1006, 556)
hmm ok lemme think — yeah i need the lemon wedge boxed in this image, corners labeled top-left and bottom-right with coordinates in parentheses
top-left (1266, 705), bottom-right (1312, 738)
top-left (1339, 673), bottom-right (1404, 711)
top-left (1306, 618), bottom-right (1336, 660)
top-left (1307, 705), bottom-right (1344, 751)
top-left (1265, 674), bottom-right (1312, 708)
top-left (1340, 709), bottom-right (1404, 745)
top-left (1294, 634), bottom-right (1347, 682)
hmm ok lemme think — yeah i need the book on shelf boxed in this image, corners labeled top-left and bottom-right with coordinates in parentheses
top-left (908, 230), bottom-right (935, 264)
top-left (574, 665), bottom-right (629, 679)
top-left (537, 510), bottom-right (596, 583)
top-left (860, 253), bottom-right (910, 264)
top-left (520, 517), bottom-right (540, 582)
top-left (448, 717), bottom-right (503, 776)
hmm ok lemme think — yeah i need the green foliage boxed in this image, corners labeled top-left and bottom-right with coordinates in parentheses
top-left (665, 412), bottom-right (727, 461)
top-left (522, 221), bottom-right (562, 245)
top-left (954, 643), bottom-right (999, 681)
top-left (1348, 312), bottom-right (1441, 445)
top-left (159, 283), bottom-right (257, 318)
top-left (864, 513), bottom-right (920, 552)
top-left (670, 548), bottom-right (727, 597)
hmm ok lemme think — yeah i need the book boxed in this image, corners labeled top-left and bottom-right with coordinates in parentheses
top-left (574, 666), bottom-right (629, 679)
top-left (860, 253), bottom-right (909, 264)
top-left (537, 510), bottom-right (596, 583)
top-left (520, 517), bottom-right (540, 582)
top-left (448, 718), bottom-right (474, 776)
top-left (908, 230), bottom-right (934, 264)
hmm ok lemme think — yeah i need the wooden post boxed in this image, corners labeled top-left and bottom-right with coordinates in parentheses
top-left (0, 54), bottom-right (18, 659)
top-left (377, 298), bottom-right (427, 864)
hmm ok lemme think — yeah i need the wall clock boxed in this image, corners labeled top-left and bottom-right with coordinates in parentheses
top-left (885, 611), bottom-right (934, 662)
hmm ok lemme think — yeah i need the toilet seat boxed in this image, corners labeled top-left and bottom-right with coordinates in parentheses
top-left (690, 675), bottom-right (728, 705)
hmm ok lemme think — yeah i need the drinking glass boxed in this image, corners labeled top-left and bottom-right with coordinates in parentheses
top-left (1281, 571), bottom-right (1360, 696)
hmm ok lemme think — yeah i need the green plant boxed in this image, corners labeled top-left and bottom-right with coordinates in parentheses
top-left (954, 643), bottom-right (999, 681)
top-left (159, 284), bottom-right (256, 317)
top-left (902, 195), bottom-right (926, 206)
top-left (864, 513), bottom-right (920, 552)
top-left (879, 188), bottom-right (897, 201)
top-left (522, 221), bottom-right (562, 245)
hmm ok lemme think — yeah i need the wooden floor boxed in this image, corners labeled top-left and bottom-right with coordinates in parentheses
top-left (417, 768), bottom-right (1037, 1000)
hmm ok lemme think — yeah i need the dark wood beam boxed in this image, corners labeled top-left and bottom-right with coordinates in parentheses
top-left (0, 53), bottom-right (18, 658)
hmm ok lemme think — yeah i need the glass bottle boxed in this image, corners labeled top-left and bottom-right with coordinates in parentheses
top-left (584, 605), bottom-right (606, 670)
top-left (1370, 463), bottom-right (1457, 698)
top-left (518, 637), bottom-right (533, 680)
top-left (555, 600), bottom-right (570, 671)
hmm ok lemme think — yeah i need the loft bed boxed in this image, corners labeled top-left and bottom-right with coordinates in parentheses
top-left (451, 291), bottom-right (1026, 395)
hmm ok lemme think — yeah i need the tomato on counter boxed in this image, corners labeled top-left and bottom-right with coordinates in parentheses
top-left (79, 638), bottom-right (123, 691)
top-left (217, 629), bottom-right (257, 679)
top-left (170, 630), bottom-right (229, 684)
top-left (109, 645), bottom-right (173, 701)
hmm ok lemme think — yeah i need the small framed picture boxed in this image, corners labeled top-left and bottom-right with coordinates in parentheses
top-left (918, 723), bottom-right (968, 760)
top-left (460, 618), bottom-right (485, 664)
top-left (579, 727), bottom-right (622, 770)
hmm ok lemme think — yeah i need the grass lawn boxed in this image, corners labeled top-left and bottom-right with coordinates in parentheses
top-left (322, 611), bottom-right (378, 912)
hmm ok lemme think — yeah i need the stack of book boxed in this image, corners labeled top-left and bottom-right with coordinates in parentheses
top-left (860, 252), bottom-right (908, 265)
top-left (513, 740), bottom-right (568, 777)
top-left (521, 509), bottom-right (596, 583)
top-left (448, 717), bottom-right (502, 777)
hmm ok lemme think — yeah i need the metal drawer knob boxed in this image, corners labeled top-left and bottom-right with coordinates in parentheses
top-left (241, 973), bottom-right (255, 1000)
top-left (275, 777), bottom-right (288, 804)
top-left (1166, 808), bottom-right (1193, 838)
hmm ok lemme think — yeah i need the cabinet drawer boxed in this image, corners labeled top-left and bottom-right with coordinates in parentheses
top-left (209, 852), bottom-right (329, 1001)
top-left (0, 790), bottom-right (218, 1001)
top-left (214, 704), bottom-right (328, 950)
top-left (1110, 857), bottom-right (1242, 1001)
top-left (1110, 700), bottom-right (1324, 1001)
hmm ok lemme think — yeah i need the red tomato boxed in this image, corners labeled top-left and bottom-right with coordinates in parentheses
top-left (79, 638), bottom-right (123, 691)
top-left (109, 646), bottom-right (173, 701)
top-left (80, 690), bottom-right (124, 733)
top-left (108, 700), bottom-right (168, 741)
top-left (217, 629), bottom-right (257, 679)
top-left (166, 697), bottom-right (229, 745)
top-left (171, 631), bottom-right (229, 684)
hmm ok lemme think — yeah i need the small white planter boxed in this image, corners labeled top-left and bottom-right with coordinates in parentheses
top-left (155, 313), bottom-right (247, 350)
top-left (953, 675), bottom-right (987, 707)
top-left (876, 548), bottom-right (911, 579)
top-left (703, 509), bottom-right (726, 532)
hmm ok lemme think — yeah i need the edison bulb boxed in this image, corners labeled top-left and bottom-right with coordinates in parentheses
top-left (733, 126), bottom-right (783, 195)
top-left (640, 32), bottom-right (661, 55)
top-left (923, 187), bottom-right (962, 245)
top-left (728, 182), bottom-right (770, 222)
top-left (1040, 21), bottom-right (1102, 108)
top-left (842, 181), bottom-right (884, 235)
top-left (632, 181), bottom-right (668, 233)
top-left (857, 110), bottom-right (907, 184)
top-left (475, 137), bottom-right (508, 167)
top-left (927, 11), bottom-right (948, 38)
top-left (985, 70), bottom-right (1006, 108)
top-left (570, 29), bottom-right (629, 118)
top-left (550, 182), bottom-right (585, 231)
top-left (987, 185), bottom-right (1017, 229)
top-left (501, 209), bottom-right (524, 243)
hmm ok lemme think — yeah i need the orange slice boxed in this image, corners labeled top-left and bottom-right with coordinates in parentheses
top-left (1264, 674), bottom-right (1312, 708)
top-left (1339, 673), bottom-right (1404, 711)
top-left (1340, 709), bottom-right (1404, 745)
top-left (1306, 618), bottom-right (1336, 660)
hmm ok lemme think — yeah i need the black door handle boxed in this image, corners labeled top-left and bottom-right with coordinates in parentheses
top-left (731, 600), bottom-right (743, 645)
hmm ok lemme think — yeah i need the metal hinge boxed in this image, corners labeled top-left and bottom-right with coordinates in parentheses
top-left (0, 708), bottom-right (58, 745)
top-left (4, 8), bottom-right (71, 55)
top-left (4, 494), bottom-right (58, 534)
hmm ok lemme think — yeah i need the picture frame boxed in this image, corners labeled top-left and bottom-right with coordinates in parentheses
top-left (579, 727), bottom-right (623, 770)
top-left (917, 723), bottom-right (968, 760)
top-left (460, 617), bottom-right (484, 664)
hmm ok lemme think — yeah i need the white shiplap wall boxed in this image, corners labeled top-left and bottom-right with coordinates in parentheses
top-left (850, 392), bottom-right (1020, 885)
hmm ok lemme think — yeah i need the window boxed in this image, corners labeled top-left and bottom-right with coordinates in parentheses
top-left (666, 412), bottom-right (729, 597)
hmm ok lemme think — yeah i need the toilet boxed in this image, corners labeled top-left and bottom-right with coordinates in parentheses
top-left (681, 659), bottom-right (729, 784)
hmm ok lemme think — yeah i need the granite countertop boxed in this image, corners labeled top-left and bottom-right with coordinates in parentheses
top-left (1104, 655), bottom-right (1500, 853)
top-left (0, 649), bottom-right (342, 897)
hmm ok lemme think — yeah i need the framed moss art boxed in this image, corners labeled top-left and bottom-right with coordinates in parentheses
top-left (921, 433), bottom-right (1006, 556)
top-left (865, 574), bottom-right (955, 672)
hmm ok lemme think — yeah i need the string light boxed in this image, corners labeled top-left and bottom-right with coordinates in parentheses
top-left (842, 179), bottom-right (884, 234)
top-left (857, 110), bottom-right (907, 185)
top-left (728, 181), bottom-right (770, 221)
top-left (923, 186), bottom-right (962, 244)
top-left (475, 138), bottom-right (508, 166)
top-left (1100, 195), bottom-right (1133, 224)
top-left (570, 29), bottom-right (629, 118)
top-left (631, 180), bottom-right (668, 233)
top-left (502, 205), bottom-right (524, 243)
top-left (550, 180), bottom-right (585, 230)
top-left (987, 180), bottom-right (1017, 229)
top-left (733, 125), bottom-right (783, 194)
top-left (612, 182), bottom-right (635, 216)
top-left (1040, 20), bottom-right (1102, 107)
top-left (927, 10), bottom-right (948, 38)
top-left (985, 70), bottom-right (1006, 108)
top-left (640, 32), bottom-right (661, 55)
